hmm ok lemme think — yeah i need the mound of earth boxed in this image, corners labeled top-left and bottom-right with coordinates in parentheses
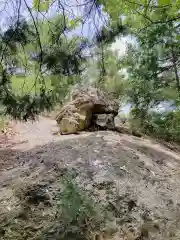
top-left (1, 117), bottom-right (180, 239)
top-left (55, 87), bottom-right (119, 134)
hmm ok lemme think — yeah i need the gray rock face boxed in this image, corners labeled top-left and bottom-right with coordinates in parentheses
top-left (92, 114), bottom-right (116, 130)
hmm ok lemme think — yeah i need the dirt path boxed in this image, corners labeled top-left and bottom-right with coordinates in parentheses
top-left (1, 117), bottom-right (180, 239)
top-left (11, 116), bottom-right (62, 150)
top-left (11, 116), bottom-right (92, 150)
top-left (0, 116), bottom-right (92, 171)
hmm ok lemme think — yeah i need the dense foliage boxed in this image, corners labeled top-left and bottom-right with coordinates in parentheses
top-left (0, 14), bottom-right (88, 119)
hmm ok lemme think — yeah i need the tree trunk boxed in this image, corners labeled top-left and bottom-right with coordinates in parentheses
top-left (168, 23), bottom-right (180, 92)
top-left (171, 45), bottom-right (180, 92)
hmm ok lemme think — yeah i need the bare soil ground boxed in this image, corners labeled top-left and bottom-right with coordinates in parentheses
top-left (1, 116), bottom-right (180, 239)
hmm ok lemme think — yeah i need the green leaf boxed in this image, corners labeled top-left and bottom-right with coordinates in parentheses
top-left (67, 18), bottom-right (82, 30)
top-left (33, 0), bottom-right (52, 11)
top-left (33, 0), bottom-right (39, 9)
top-left (158, 0), bottom-right (172, 5)
top-left (176, 35), bottom-right (180, 41)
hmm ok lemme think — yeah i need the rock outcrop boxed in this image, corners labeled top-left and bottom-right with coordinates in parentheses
top-left (91, 114), bottom-right (116, 130)
top-left (56, 87), bottom-right (119, 134)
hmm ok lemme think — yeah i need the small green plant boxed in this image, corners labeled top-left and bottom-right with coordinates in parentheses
top-left (56, 174), bottom-right (105, 240)
top-left (0, 112), bottom-right (9, 133)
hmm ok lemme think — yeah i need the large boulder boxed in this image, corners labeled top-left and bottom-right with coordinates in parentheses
top-left (71, 87), bottom-right (119, 115)
top-left (56, 94), bottom-right (94, 134)
top-left (59, 115), bottom-right (83, 135)
top-left (56, 87), bottom-right (119, 134)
